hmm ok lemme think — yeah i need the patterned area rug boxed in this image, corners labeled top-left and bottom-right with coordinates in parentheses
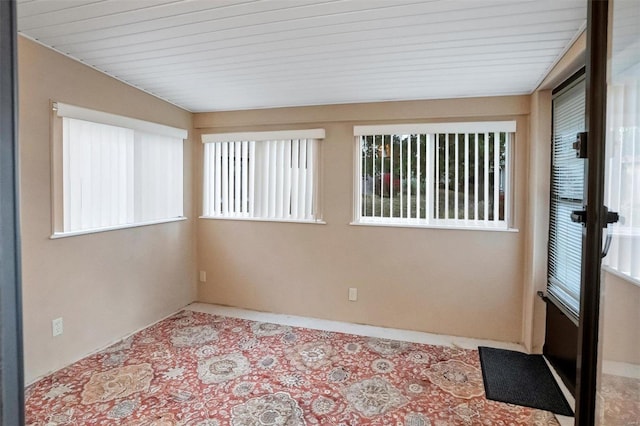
top-left (26, 310), bottom-right (560, 425)
top-left (597, 374), bottom-right (640, 425)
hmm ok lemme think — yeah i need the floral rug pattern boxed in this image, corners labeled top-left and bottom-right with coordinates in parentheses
top-left (26, 310), bottom-right (563, 425)
top-left (597, 373), bottom-right (640, 425)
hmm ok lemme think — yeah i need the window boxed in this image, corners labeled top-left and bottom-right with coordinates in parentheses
top-left (353, 122), bottom-right (515, 230)
top-left (547, 73), bottom-right (586, 317)
top-left (52, 103), bottom-right (187, 237)
top-left (603, 61), bottom-right (640, 284)
top-left (201, 129), bottom-right (324, 223)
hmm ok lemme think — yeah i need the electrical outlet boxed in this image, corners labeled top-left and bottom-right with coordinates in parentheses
top-left (199, 270), bottom-right (207, 283)
top-left (52, 317), bottom-right (63, 337)
top-left (348, 287), bottom-right (358, 301)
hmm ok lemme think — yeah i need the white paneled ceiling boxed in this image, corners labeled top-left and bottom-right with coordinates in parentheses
top-left (17, 0), bottom-right (587, 112)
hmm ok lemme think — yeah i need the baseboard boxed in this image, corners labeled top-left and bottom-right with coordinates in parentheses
top-left (602, 360), bottom-right (640, 379)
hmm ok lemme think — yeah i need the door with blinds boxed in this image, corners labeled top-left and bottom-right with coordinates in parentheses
top-left (543, 70), bottom-right (586, 394)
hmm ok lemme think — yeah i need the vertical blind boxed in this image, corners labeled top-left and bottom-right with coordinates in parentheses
top-left (202, 130), bottom-right (324, 222)
top-left (63, 118), bottom-right (135, 231)
top-left (134, 132), bottom-right (184, 222)
top-left (548, 76), bottom-right (586, 317)
top-left (354, 122), bottom-right (514, 229)
top-left (59, 107), bottom-right (186, 234)
top-left (603, 69), bottom-right (640, 282)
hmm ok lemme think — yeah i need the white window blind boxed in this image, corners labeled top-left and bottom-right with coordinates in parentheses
top-left (548, 76), bottom-right (586, 317)
top-left (63, 118), bottom-right (134, 231)
top-left (354, 122), bottom-right (515, 230)
top-left (603, 69), bottom-right (640, 283)
top-left (134, 132), bottom-right (184, 222)
top-left (56, 104), bottom-right (186, 235)
top-left (202, 130), bottom-right (324, 222)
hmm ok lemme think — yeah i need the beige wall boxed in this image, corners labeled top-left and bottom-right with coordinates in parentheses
top-left (18, 37), bottom-right (197, 384)
top-left (194, 97), bottom-right (530, 343)
top-left (522, 89), bottom-right (552, 353)
top-left (601, 272), bottom-right (640, 365)
top-left (521, 33), bottom-right (586, 353)
top-left (537, 32), bottom-right (586, 91)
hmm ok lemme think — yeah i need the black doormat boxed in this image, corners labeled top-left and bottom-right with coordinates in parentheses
top-left (478, 346), bottom-right (574, 416)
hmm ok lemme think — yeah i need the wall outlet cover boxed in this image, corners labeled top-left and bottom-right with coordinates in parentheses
top-left (52, 317), bottom-right (63, 337)
top-left (348, 287), bottom-right (358, 301)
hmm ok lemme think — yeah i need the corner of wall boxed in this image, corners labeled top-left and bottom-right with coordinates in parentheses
top-left (521, 90), bottom-right (552, 353)
top-left (18, 36), bottom-right (198, 383)
top-left (521, 29), bottom-right (586, 353)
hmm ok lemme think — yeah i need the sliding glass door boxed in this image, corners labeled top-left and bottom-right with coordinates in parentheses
top-left (596, 0), bottom-right (640, 424)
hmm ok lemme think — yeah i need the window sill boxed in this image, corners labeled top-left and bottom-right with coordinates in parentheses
top-left (50, 217), bottom-right (188, 239)
top-left (602, 265), bottom-right (640, 288)
top-left (199, 216), bottom-right (326, 225)
top-left (350, 219), bottom-right (518, 232)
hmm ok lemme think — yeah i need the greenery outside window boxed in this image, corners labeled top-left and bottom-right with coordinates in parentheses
top-left (353, 122), bottom-right (515, 230)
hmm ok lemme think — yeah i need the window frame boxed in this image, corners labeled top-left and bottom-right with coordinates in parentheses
top-left (51, 102), bottom-right (188, 238)
top-left (200, 129), bottom-right (326, 224)
top-left (351, 121), bottom-right (517, 232)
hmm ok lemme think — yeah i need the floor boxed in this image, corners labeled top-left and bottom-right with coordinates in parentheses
top-left (186, 303), bottom-right (576, 426)
top-left (25, 302), bottom-right (576, 425)
top-left (24, 302), bottom-right (640, 425)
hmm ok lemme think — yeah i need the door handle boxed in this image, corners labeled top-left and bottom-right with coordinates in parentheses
top-left (573, 132), bottom-right (588, 158)
top-left (571, 209), bottom-right (587, 224)
top-left (603, 206), bottom-right (620, 226)
top-left (570, 205), bottom-right (619, 227)
top-left (570, 206), bottom-right (620, 258)
top-left (602, 231), bottom-right (613, 258)
top-left (601, 206), bottom-right (620, 258)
